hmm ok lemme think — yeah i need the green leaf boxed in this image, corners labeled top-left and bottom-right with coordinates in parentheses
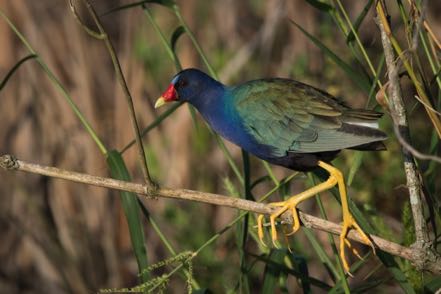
top-left (290, 19), bottom-right (371, 93)
top-left (305, 0), bottom-right (333, 12)
top-left (302, 227), bottom-right (339, 279)
top-left (288, 254), bottom-right (311, 294)
top-left (262, 249), bottom-right (287, 294)
top-left (193, 289), bottom-right (212, 294)
top-left (424, 276), bottom-right (441, 293)
top-left (145, 0), bottom-right (175, 8)
top-left (249, 252), bottom-right (332, 290)
top-left (347, 152), bottom-right (364, 186)
top-left (106, 150), bottom-right (149, 282)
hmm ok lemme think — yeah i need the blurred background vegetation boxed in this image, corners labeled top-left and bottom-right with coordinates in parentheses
top-left (0, 0), bottom-right (440, 293)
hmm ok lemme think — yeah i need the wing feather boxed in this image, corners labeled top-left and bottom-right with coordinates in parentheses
top-left (233, 78), bottom-right (384, 156)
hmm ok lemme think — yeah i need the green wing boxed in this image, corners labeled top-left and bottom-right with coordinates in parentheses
top-left (233, 78), bottom-right (384, 157)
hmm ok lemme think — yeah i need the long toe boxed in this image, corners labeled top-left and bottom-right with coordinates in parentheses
top-left (257, 214), bottom-right (267, 247)
top-left (339, 216), bottom-right (375, 273)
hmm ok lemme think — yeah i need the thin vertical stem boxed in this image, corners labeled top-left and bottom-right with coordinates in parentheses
top-left (376, 2), bottom-right (429, 252)
top-left (75, 0), bottom-right (155, 189)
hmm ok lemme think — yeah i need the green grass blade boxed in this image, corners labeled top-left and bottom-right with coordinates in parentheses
top-left (288, 254), bottom-right (312, 293)
top-left (106, 150), bottom-right (149, 283)
top-left (172, 5), bottom-right (217, 79)
top-left (313, 194), bottom-right (350, 292)
top-left (302, 227), bottom-right (339, 279)
top-left (334, 0), bottom-right (377, 78)
top-left (0, 54), bottom-right (37, 91)
top-left (345, 0), bottom-right (374, 44)
top-left (347, 152), bottom-right (364, 186)
top-left (424, 276), bottom-right (441, 293)
top-left (305, 0), bottom-right (332, 12)
top-left (137, 199), bottom-right (201, 289)
top-left (235, 150), bottom-right (252, 293)
top-left (121, 102), bottom-right (183, 154)
top-left (290, 19), bottom-right (371, 93)
top-left (250, 252), bottom-right (332, 290)
top-left (0, 9), bottom-right (107, 155)
top-left (142, 6), bottom-right (182, 70)
top-left (103, 0), bottom-right (176, 16)
top-left (347, 197), bottom-right (416, 293)
top-left (262, 249), bottom-right (287, 294)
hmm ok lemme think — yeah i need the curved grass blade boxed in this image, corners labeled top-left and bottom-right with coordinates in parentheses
top-left (0, 9), bottom-right (107, 154)
top-left (107, 150), bottom-right (149, 282)
top-left (171, 25), bottom-right (185, 54)
top-left (103, 0), bottom-right (175, 16)
top-left (290, 19), bottom-right (371, 93)
top-left (0, 54), bottom-right (37, 91)
top-left (305, 0), bottom-right (332, 12)
top-left (170, 26), bottom-right (185, 70)
top-left (345, 0), bottom-right (374, 44)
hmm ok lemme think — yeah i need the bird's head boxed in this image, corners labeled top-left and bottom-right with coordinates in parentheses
top-left (155, 68), bottom-right (222, 108)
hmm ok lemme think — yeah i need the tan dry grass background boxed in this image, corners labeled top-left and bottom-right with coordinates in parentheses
top-left (1, 0), bottom-right (440, 292)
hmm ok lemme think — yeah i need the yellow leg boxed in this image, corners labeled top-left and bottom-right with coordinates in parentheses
top-left (256, 160), bottom-right (375, 273)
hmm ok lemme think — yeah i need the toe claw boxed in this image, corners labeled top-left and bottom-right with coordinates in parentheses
top-left (339, 216), bottom-right (376, 274)
top-left (285, 229), bottom-right (297, 236)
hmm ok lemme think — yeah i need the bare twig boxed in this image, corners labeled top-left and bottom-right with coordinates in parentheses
top-left (376, 1), bottom-right (436, 269)
top-left (69, 0), bottom-right (156, 190)
top-left (376, 1), bottom-right (441, 138)
top-left (2, 154), bottom-right (441, 274)
top-left (392, 122), bottom-right (441, 164)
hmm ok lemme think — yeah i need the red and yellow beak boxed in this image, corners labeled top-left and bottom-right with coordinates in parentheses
top-left (155, 84), bottom-right (178, 108)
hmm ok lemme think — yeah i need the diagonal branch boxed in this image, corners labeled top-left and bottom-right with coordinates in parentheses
top-left (1, 154), bottom-right (440, 274)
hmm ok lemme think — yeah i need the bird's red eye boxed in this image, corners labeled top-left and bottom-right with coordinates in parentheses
top-left (177, 79), bottom-right (188, 88)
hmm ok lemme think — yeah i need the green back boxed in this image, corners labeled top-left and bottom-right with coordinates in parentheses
top-left (232, 78), bottom-right (384, 157)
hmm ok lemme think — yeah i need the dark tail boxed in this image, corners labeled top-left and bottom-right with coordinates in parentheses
top-left (349, 141), bottom-right (386, 151)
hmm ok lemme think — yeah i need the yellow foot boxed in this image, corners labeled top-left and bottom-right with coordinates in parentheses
top-left (256, 160), bottom-right (376, 275)
top-left (257, 199), bottom-right (302, 248)
top-left (339, 215), bottom-right (376, 273)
